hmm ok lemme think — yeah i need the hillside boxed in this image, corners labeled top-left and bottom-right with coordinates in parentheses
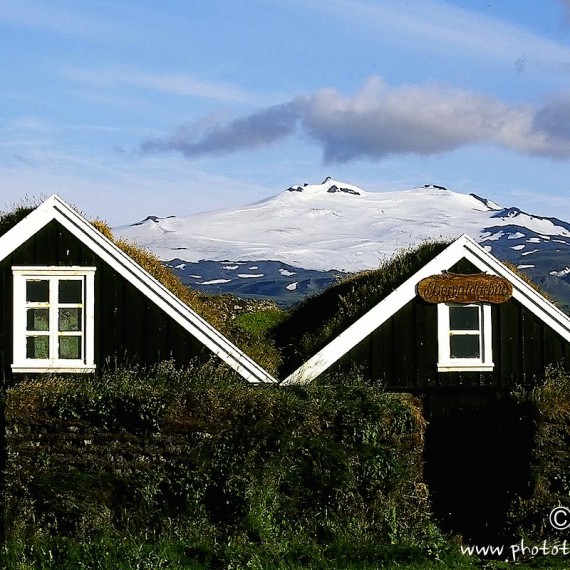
top-left (273, 240), bottom-right (451, 376)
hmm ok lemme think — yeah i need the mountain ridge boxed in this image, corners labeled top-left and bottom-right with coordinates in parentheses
top-left (114, 178), bottom-right (570, 310)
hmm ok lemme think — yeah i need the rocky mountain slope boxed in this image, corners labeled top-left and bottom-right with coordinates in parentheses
top-left (115, 178), bottom-right (570, 309)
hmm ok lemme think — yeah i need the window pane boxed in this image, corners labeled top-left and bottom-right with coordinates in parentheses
top-left (59, 336), bottom-right (81, 359)
top-left (27, 308), bottom-right (49, 331)
top-left (26, 336), bottom-right (49, 359)
top-left (449, 306), bottom-right (479, 331)
top-left (26, 280), bottom-right (49, 302)
top-left (59, 308), bottom-right (82, 332)
top-left (59, 280), bottom-right (82, 304)
top-left (450, 334), bottom-right (480, 359)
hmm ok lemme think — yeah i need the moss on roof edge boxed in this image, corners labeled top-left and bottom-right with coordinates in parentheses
top-left (272, 240), bottom-right (453, 377)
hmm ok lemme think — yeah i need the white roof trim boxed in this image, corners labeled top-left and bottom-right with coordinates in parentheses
top-left (0, 195), bottom-right (277, 384)
top-left (282, 234), bottom-right (570, 385)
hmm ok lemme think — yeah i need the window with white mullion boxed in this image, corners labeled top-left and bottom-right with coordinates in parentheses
top-left (449, 304), bottom-right (481, 360)
top-left (25, 278), bottom-right (52, 360)
top-left (49, 277), bottom-right (60, 361)
top-left (437, 302), bottom-right (494, 372)
top-left (57, 278), bottom-right (85, 360)
top-left (13, 267), bottom-right (96, 373)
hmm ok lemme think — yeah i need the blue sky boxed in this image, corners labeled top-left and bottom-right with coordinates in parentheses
top-left (2, 0), bottom-right (570, 225)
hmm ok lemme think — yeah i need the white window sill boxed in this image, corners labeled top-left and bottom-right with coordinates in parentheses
top-left (12, 364), bottom-right (96, 374)
top-left (437, 362), bottom-right (494, 373)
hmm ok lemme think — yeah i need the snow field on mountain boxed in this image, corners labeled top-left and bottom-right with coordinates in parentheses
top-left (116, 178), bottom-right (570, 309)
top-left (117, 179), bottom-right (569, 272)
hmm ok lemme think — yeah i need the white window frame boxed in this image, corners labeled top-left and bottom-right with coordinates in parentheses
top-left (437, 302), bottom-right (494, 372)
top-left (12, 267), bottom-right (96, 373)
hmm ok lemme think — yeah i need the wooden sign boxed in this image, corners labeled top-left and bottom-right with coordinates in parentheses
top-left (418, 272), bottom-right (512, 304)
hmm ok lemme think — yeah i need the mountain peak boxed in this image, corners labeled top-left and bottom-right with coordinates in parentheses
top-left (286, 177), bottom-right (364, 196)
top-left (130, 214), bottom-right (174, 227)
top-left (114, 180), bottom-right (570, 309)
top-left (417, 184), bottom-right (448, 191)
top-left (492, 207), bottom-right (523, 219)
top-left (470, 194), bottom-right (502, 211)
top-left (115, 180), bottom-right (570, 274)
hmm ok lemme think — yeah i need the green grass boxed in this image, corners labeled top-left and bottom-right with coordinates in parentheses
top-left (273, 240), bottom-right (453, 376)
top-left (234, 308), bottom-right (286, 336)
top-left (9, 536), bottom-right (570, 569)
top-left (5, 365), bottom-right (570, 569)
top-left (0, 535), bottom-right (477, 569)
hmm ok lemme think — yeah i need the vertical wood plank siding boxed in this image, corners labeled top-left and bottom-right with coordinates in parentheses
top-left (0, 220), bottom-right (211, 379)
top-left (335, 295), bottom-right (570, 392)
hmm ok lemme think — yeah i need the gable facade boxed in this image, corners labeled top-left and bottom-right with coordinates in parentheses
top-left (0, 196), bottom-right (276, 384)
top-left (282, 235), bottom-right (570, 390)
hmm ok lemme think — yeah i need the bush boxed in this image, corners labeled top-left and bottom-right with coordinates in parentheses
top-left (508, 366), bottom-right (570, 539)
top-left (3, 364), bottom-right (442, 565)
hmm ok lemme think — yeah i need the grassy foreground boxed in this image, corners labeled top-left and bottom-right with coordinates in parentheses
top-left (3, 364), bottom-right (570, 568)
top-left (4, 536), bottom-right (570, 568)
top-left (2, 363), bottom-right (443, 568)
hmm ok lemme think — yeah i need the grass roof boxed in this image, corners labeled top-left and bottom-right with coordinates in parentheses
top-left (0, 197), bottom-right (39, 237)
top-left (272, 240), bottom-right (452, 376)
top-left (93, 221), bottom-right (283, 374)
top-left (3, 198), bottom-right (554, 382)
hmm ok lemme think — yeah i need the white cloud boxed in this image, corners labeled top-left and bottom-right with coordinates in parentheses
top-left (140, 76), bottom-right (570, 162)
top-left (297, 0), bottom-right (570, 72)
top-left (5, 117), bottom-right (54, 133)
top-left (0, 0), bottom-right (141, 45)
top-left (63, 67), bottom-right (257, 104)
top-left (141, 101), bottom-right (300, 157)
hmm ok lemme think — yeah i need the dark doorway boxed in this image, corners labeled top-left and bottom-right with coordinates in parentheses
top-left (424, 393), bottom-right (535, 544)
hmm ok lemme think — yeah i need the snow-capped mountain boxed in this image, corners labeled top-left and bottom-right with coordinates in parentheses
top-left (114, 178), bottom-right (570, 309)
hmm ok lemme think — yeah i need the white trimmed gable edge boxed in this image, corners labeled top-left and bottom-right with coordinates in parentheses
top-left (0, 195), bottom-right (277, 384)
top-left (282, 234), bottom-right (570, 385)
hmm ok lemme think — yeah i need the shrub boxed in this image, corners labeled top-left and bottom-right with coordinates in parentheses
top-left (3, 364), bottom-right (439, 564)
top-left (508, 366), bottom-right (570, 539)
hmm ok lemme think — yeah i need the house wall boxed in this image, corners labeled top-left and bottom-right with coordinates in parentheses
top-left (334, 296), bottom-right (570, 393)
top-left (0, 220), bottom-right (210, 379)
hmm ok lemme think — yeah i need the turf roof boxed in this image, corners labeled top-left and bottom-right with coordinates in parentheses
top-left (0, 205), bottom-right (36, 238)
top-left (272, 240), bottom-right (453, 377)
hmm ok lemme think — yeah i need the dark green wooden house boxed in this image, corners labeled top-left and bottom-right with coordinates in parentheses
top-left (280, 235), bottom-right (570, 540)
top-left (0, 195), bottom-right (276, 384)
top-left (282, 234), bottom-right (570, 392)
